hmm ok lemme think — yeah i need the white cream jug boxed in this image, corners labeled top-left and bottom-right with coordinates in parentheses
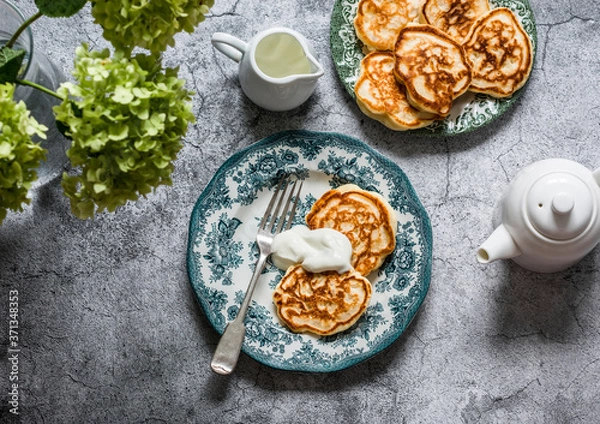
top-left (211, 27), bottom-right (324, 111)
top-left (477, 159), bottom-right (600, 273)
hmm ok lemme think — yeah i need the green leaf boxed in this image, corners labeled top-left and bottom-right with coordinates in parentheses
top-left (35, 0), bottom-right (88, 18)
top-left (0, 48), bottom-right (26, 84)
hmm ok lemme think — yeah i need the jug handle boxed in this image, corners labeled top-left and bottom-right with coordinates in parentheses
top-left (211, 33), bottom-right (248, 63)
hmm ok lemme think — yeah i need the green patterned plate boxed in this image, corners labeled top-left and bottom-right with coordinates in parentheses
top-left (187, 130), bottom-right (432, 372)
top-left (330, 0), bottom-right (537, 136)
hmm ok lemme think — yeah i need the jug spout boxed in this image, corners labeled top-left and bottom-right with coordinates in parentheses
top-left (295, 67), bottom-right (324, 82)
top-left (306, 54), bottom-right (324, 78)
top-left (477, 224), bottom-right (521, 264)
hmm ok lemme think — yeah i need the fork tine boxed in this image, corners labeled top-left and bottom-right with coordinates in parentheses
top-left (266, 178), bottom-right (291, 233)
top-left (258, 177), bottom-right (285, 230)
top-left (288, 180), bottom-right (303, 229)
top-left (278, 180), bottom-right (303, 233)
top-left (260, 176), bottom-right (303, 235)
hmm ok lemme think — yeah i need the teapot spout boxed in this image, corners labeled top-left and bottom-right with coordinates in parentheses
top-left (477, 224), bottom-right (521, 264)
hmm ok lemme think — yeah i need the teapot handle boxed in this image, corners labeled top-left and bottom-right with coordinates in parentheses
top-left (211, 33), bottom-right (248, 63)
top-left (593, 168), bottom-right (600, 187)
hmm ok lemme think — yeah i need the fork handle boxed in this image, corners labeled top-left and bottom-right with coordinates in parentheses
top-left (210, 318), bottom-right (246, 375)
top-left (210, 253), bottom-right (269, 375)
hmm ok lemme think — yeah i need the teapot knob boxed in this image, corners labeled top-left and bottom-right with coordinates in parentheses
top-left (526, 172), bottom-right (593, 240)
top-left (551, 192), bottom-right (574, 215)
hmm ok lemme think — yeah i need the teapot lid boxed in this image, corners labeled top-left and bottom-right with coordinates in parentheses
top-left (526, 172), bottom-right (594, 240)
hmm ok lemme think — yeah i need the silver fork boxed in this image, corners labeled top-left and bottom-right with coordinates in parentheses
top-left (210, 175), bottom-right (303, 375)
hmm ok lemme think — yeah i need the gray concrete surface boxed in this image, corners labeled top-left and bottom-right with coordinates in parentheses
top-left (2, 0), bottom-right (600, 422)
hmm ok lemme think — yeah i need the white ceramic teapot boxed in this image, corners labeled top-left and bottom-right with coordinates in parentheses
top-left (211, 27), bottom-right (324, 111)
top-left (477, 159), bottom-right (600, 273)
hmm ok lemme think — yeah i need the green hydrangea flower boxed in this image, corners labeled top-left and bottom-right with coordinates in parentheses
top-left (53, 44), bottom-right (195, 219)
top-left (90, 0), bottom-right (215, 56)
top-left (0, 83), bottom-right (48, 224)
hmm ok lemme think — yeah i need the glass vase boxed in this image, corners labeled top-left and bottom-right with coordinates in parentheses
top-left (1, 0), bottom-right (70, 188)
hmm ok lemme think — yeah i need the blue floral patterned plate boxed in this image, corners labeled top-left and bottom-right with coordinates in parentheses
top-left (187, 130), bottom-right (432, 372)
top-left (330, 0), bottom-right (537, 136)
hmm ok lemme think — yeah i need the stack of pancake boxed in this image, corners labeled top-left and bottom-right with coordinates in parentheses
top-left (353, 0), bottom-right (534, 130)
top-left (273, 184), bottom-right (397, 336)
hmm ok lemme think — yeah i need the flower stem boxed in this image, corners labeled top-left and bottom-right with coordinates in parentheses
top-left (6, 11), bottom-right (44, 49)
top-left (15, 78), bottom-right (63, 100)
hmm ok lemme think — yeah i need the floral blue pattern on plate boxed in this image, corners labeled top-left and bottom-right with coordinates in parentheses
top-left (329, 0), bottom-right (537, 136)
top-left (187, 130), bottom-right (433, 372)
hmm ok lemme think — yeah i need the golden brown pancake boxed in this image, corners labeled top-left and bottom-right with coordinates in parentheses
top-left (273, 265), bottom-right (372, 336)
top-left (422, 0), bottom-right (491, 43)
top-left (306, 184), bottom-right (397, 276)
top-left (462, 7), bottom-right (533, 97)
top-left (393, 24), bottom-right (472, 116)
top-left (355, 51), bottom-right (439, 130)
top-left (354, 0), bottom-right (424, 52)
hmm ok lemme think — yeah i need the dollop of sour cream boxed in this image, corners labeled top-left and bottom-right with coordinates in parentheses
top-left (271, 225), bottom-right (353, 273)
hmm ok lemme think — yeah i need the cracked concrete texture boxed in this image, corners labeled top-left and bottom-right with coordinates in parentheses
top-left (2, 0), bottom-right (600, 423)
